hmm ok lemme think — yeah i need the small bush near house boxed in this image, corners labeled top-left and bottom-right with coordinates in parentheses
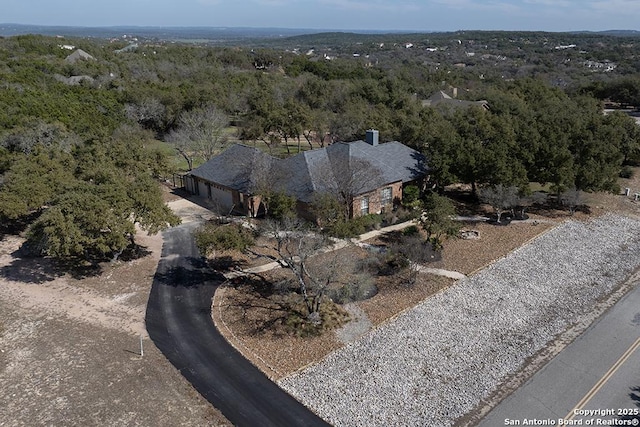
top-left (402, 184), bottom-right (423, 210)
top-left (402, 224), bottom-right (420, 236)
top-left (326, 214), bottom-right (382, 238)
top-left (194, 222), bottom-right (255, 257)
top-left (266, 191), bottom-right (297, 220)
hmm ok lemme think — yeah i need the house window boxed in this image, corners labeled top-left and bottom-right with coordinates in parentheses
top-left (381, 187), bottom-right (392, 206)
top-left (360, 196), bottom-right (369, 215)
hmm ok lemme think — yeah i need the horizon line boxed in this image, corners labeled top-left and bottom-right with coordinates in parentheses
top-left (2, 23), bottom-right (639, 35)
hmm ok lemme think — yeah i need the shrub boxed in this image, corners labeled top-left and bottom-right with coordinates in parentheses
top-left (194, 222), bottom-right (255, 257)
top-left (421, 192), bottom-right (460, 249)
top-left (620, 165), bottom-right (634, 179)
top-left (266, 191), bottom-right (297, 220)
top-left (327, 220), bottom-right (365, 238)
top-left (402, 224), bottom-right (420, 236)
top-left (327, 275), bottom-right (378, 304)
top-left (326, 214), bottom-right (382, 238)
top-left (358, 213), bottom-right (382, 230)
top-left (402, 184), bottom-right (422, 210)
top-left (310, 192), bottom-right (344, 227)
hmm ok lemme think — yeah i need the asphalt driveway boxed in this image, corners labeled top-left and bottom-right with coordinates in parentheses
top-left (145, 223), bottom-right (330, 427)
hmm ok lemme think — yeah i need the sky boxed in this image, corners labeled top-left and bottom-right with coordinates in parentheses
top-left (3, 0), bottom-right (640, 32)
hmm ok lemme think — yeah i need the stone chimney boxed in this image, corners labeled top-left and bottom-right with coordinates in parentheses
top-left (365, 129), bottom-right (379, 146)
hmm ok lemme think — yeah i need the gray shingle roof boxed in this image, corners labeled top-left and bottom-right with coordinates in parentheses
top-left (189, 141), bottom-right (428, 203)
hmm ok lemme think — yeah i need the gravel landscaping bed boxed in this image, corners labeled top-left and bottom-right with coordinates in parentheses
top-left (279, 214), bottom-right (640, 426)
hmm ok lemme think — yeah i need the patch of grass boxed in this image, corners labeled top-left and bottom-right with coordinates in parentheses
top-left (149, 139), bottom-right (206, 172)
top-left (528, 182), bottom-right (553, 193)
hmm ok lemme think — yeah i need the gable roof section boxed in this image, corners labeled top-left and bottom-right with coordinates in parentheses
top-left (427, 90), bottom-right (453, 103)
top-left (279, 147), bottom-right (335, 203)
top-left (280, 140), bottom-right (427, 202)
top-left (189, 144), bottom-right (277, 194)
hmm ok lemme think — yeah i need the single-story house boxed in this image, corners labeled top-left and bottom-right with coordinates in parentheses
top-left (184, 130), bottom-right (428, 219)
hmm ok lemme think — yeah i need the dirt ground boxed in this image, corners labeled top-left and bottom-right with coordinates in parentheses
top-left (0, 187), bottom-right (230, 426)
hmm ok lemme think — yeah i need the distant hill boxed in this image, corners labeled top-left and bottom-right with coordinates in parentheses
top-left (571, 29), bottom-right (640, 37)
top-left (0, 24), bottom-right (416, 43)
top-left (0, 24), bottom-right (322, 42)
top-left (2, 24), bottom-right (640, 49)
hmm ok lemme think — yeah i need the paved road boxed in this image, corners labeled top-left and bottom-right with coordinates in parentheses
top-left (145, 223), bottom-right (330, 427)
top-left (477, 279), bottom-right (640, 427)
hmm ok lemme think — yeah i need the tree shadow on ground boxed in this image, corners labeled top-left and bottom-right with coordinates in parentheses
top-left (206, 255), bottom-right (248, 272)
top-left (0, 249), bottom-right (106, 284)
top-left (117, 243), bottom-right (153, 262)
top-left (221, 274), bottom-right (297, 337)
top-left (0, 212), bottom-right (40, 241)
top-left (445, 188), bottom-right (487, 216)
top-left (154, 256), bottom-right (226, 289)
top-left (0, 241), bottom-right (157, 284)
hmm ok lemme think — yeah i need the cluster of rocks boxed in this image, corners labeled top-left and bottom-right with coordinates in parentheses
top-left (279, 215), bottom-right (640, 426)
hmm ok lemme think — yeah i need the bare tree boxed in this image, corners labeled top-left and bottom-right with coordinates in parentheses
top-left (166, 104), bottom-right (229, 170)
top-left (261, 218), bottom-right (337, 324)
top-left (479, 184), bottom-right (519, 224)
top-left (515, 191), bottom-right (547, 219)
top-left (1, 120), bottom-right (79, 154)
top-left (302, 110), bottom-right (331, 149)
top-left (560, 187), bottom-right (583, 215)
top-left (124, 98), bottom-right (166, 132)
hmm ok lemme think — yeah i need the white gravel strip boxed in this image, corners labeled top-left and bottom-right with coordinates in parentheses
top-left (279, 214), bottom-right (640, 427)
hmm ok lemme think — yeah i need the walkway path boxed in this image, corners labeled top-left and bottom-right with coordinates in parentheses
top-left (223, 219), bottom-right (466, 281)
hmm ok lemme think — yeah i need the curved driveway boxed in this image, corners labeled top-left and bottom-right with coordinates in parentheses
top-left (145, 223), bottom-right (330, 427)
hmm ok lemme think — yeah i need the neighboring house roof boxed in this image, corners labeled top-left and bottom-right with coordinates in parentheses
top-left (189, 144), bottom-right (277, 194)
top-left (54, 74), bottom-right (95, 86)
top-left (65, 49), bottom-right (95, 63)
top-left (189, 139), bottom-right (428, 203)
top-left (422, 90), bottom-right (489, 110)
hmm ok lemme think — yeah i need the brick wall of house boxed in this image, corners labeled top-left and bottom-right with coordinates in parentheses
top-left (352, 181), bottom-right (403, 218)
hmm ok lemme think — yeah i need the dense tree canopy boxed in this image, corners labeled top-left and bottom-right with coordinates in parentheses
top-left (1, 32), bottom-right (639, 263)
top-left (0, 120), bottom-right (179, 260)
